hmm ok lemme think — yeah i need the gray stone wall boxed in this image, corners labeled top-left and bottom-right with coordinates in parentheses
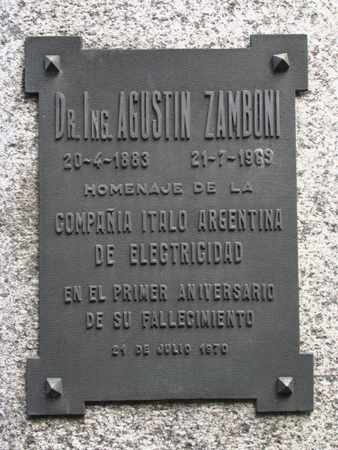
top-left (1, 0), bottom-right (337, 448)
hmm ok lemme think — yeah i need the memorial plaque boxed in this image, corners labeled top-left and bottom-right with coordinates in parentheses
top-left (25, 35), bottom-right (313, 415)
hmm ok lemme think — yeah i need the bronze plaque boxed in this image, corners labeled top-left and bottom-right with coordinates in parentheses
top-left (25, 35), bottom-right (313, 415)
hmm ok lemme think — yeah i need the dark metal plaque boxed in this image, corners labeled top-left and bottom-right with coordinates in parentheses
top-left (25, 35), bottom-right (313, 415)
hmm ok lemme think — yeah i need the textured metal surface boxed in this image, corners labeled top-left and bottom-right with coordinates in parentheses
top-left (25, 35), bottom-right (313, 415)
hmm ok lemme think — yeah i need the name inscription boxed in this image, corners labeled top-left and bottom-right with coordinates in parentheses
top-left (55, 89), bottom-right (280, 141)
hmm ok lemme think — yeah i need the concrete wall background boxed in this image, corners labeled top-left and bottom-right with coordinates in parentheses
top-left (1, 0), bottom-right (337, 448)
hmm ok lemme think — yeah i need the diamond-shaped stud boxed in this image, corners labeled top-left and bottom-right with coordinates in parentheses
top-left (45, 55), bottom-right (61, 73)
top-left (46, 377), bottom-right (63, 398)
top-left (277, 377), bottom-right (293, 394)
top-left (272, 53), bottom-right (290, 72)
